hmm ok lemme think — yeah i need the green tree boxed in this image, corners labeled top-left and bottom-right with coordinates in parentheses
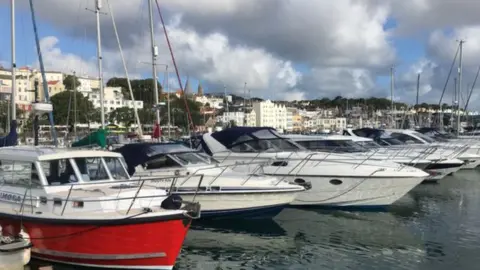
top-left (63, 75), bottom-right (81, 90)
top-left (50, 91), bottom-right (96, 124)
top-left (109, 107), bottom-right (134, 125)
top-left (106, 77), bottom-right (162, 105)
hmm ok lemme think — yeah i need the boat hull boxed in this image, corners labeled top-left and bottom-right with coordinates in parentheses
top-left (459, 158), bottom-right (480, 169)
top-left (0, 216), bottom-right (191, 269)
top-left (176, 191), bottom-right (299, 219)
top-left (275, 176), bottom-right (424, 207)
top-left (425, 166), bottom-right (462, 181)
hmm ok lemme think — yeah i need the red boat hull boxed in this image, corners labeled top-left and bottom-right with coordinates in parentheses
top-left (0, 215), bottom-right (191, 269)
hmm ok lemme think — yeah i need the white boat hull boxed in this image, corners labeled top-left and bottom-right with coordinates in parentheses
top-left (425, 166), bottom-right (462, 181)
top-left (275, 176), bottom-right (424, 207)
top-left (459, 158), bottom-right (480, 169)
top-left (177, 191), bottom-right (300, 218)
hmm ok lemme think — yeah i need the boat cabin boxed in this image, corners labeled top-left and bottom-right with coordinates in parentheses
top-left (196, 127), bottom-right (305, 155)
top-left (114, 143), bottom-right (218, 177)
top-left (0, 146), bottom-right (170, 216)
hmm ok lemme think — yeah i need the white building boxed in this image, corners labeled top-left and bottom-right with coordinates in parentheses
top-left (216, 109), bottom-right (256, 127)
top-left (252, 100), bottom-right (287, 130)
top-left (88, 86), bottom-right (144, 114)
top-left (218, 111), bottom-right (245, 126)
top-left (313, 117), bottom-right (347, 131)
top-left (286, 108), bottom-right (297, 132)
top-left (195, 95), bottom-right (232, 109)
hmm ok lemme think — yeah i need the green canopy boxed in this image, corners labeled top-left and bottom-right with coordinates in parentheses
top-left (71, 128), bottom-right (107, 148)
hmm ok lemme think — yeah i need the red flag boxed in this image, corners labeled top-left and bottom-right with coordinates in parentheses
top-left (153, 123), bottom-right (161, 139)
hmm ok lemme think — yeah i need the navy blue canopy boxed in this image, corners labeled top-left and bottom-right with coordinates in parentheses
top-left (0, 120), bottom-right (18, 147)
top-left (114, 142), bottom-right (196, 175)
top-left (351, 128), bottom-right (386, 139)
top-left (210, 127), bottom-right (281, 148)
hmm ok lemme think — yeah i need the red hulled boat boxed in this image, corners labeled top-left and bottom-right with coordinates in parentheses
top-left (0, 146), bottom-right (200, 269)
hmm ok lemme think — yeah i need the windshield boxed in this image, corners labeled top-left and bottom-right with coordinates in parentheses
top-left (75, 157), bottom-right (129, 181)
top-left (170, 152), bottom-right (209, 166)
top-left (357, 141), bottom-right (381, 149)
top-left (413, 132), bottom-right (437, 143)
top-left (296, 139), bottom-right (366, 153)
top-left (231, 138), bottom-right (304, 152)
top-left (377, 137), bottom-right (405, 146)
top-left (197, 152), bottom-right (220, 164)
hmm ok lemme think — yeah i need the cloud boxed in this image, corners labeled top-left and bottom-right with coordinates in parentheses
top-left (166, 0), bottom-right (395, 68)
top-left (395, 26), bottom-right (480, 108)
top-left (299, 67), bottom-right (378, 99)
top-left (391, 0), bottom-right (480, 36)
top-left (35, 36), bottom-right (97, 77)
top-left (9, 0), bottom-right (398, 102)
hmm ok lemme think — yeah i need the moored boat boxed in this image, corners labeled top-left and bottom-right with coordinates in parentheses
top-left (196, 127), bottom-right (429, 209)
top-left (0, 146), bottom-right (200, 269)
top-left (114, 143), bottom-right (305, 218)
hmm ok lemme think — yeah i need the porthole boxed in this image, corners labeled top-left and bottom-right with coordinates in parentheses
top-left (329, 179), bottom-right (343, 185)
top-left (294, 178), bottom-right (306, 184)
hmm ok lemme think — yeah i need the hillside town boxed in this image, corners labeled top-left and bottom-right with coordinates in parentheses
top-left (0, 66), bottom-right (479, 135)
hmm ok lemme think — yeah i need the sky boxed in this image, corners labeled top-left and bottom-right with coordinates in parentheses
top-left (2, 0), bottom-right (480, 109)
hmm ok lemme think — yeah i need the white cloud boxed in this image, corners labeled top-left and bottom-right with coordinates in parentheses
top-left (7, 0), bottom-right (398, 101)
top-left (35, 36), bottom-right (97, 77)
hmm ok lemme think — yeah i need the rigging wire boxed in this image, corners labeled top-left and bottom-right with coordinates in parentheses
top-left (464, 65), bottom-right (480, 112)
top-left (154, 0), bottom-right (195, 137)
top-left (435, 43), bottom-right (460, 128)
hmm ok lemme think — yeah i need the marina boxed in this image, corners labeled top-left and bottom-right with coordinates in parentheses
top-left (2, 0), bottom-right (480, 269)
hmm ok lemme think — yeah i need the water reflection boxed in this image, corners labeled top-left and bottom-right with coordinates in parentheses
top-left (177, 219), bottom-right (296, 270)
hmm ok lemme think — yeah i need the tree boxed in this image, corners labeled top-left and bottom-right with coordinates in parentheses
top-left (106, 77), bottom-right (162, 105)
top-left (63, 75), bottom-right (81, 90)
top-left (0, 102), bottom-right (26, 133)
top-left (109, 107), bottom-right (134, 125)
top-left (50, 91), bottom-right (96, 124)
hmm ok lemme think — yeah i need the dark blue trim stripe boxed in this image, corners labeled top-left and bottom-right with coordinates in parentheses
top-left (200, 204), bottom-right (288, 219)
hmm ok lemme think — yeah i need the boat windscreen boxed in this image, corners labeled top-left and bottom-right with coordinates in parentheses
top-left (170, 152), bottom-right (210, 166)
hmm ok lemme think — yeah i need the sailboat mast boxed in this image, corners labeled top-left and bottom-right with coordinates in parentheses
top-left (28, 0), bottom-right (57, 145)
top-left (10, 0), bottom-right (16, 122)
top-left (390, 66), bottom-right (395, 128)
top-left (148, 0), bottom-right (161, 126)
top-left (457, 39), bottom-right (465, 136)
top-left (95, 0), bottom-right (105, 129)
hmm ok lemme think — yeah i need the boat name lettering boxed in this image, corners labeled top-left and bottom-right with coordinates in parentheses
top-left (0, 192), bottom-right (22, 203)
top-left (151, 178), bottom-right (173, 183)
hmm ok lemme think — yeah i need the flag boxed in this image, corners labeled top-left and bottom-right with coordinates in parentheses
top-left (153, 122), bottom-right (161, 139)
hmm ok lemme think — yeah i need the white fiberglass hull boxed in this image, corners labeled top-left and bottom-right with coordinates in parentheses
top-left (459, 158), bottom-right (480, 169)
top-left (174, 190), bottom-right (300, 218)
top-left (425, 165), bottom-right (463, 181)
top-left (274, 175), bottom-right (423, 207)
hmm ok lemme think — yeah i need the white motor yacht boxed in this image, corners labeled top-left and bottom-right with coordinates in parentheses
top-left (384, 129), bottom-right (480, 170)
top-left (196, 127), bottom-right (429, 209)
top-left (114, 143), bottom-right (305, 218)
top-left (285, 134), bottom-right (434, 171)
top-left (342, 128), bottom-right (467, 178)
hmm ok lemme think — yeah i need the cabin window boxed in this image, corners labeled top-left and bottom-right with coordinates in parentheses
top-left (74, 157), bottom-right (110, 181)
top-left (103, 157), bottom-right (129, 180)
top-left (171, 153), bottom-right (206, 166)
top-left (389, 133), bottom-right (423, 144)
top-left (0, 160), bottom-right (41, 187)
top-left (144, 155), bottom-right (181, 170)
top-left (41, 159), bottom-right (80, 185)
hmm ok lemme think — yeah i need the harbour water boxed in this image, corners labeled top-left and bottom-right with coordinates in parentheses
top-left (30, 170), bottom-right (480, 270)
